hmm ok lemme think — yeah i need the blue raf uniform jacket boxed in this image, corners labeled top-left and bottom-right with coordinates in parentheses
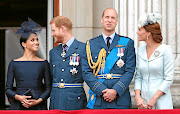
top-left (82, 33), bottom-right (136, 109)
top-left (49, 39), bottom-right (87, 110)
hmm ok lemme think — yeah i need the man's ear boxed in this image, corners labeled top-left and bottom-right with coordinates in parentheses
top-left (61, 26), bottom-right (66, 32)
top-left (101, 18), bottom-right (103, 24)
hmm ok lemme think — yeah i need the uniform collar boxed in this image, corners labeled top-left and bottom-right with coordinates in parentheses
top-left (63, 39), bottom-right (79, 58)
top-left (102, 32), bottom-right (115, 42)
top-left (98, 33), bottom-right (119, 51)
top-left (62, 37), bottom-right (75, 51)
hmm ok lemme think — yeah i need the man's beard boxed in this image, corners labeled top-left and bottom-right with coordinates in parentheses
top-left (54, 37), bottom-right (63, 43)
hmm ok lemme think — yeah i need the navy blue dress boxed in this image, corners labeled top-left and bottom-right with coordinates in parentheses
top-left (6, 60), bottom-right (51, 110)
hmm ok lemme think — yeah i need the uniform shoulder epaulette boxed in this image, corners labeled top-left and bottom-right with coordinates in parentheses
top-left (118, 35), bottom-right (131, 40)
top-left (89, 36), bottom-right (100, 42)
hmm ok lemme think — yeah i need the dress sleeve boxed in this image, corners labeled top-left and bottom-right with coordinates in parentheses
top-left (5, 60), bottom-right (16, 98)
top-left (134, 49), bottom-right (143, 90)
top-left (39, 60), bottom-right (52, 100)
top-left (158, 45), bottom-right (174, 94)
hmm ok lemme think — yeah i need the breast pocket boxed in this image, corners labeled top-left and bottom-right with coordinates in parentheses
top-left (91, 53), bottom-right (99, 62)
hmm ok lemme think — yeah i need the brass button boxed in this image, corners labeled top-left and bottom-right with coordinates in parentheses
top-left (78, 97), bottom-right (81, 100)
top-left (59, 83), bottom-right (65, 88)
top-left (61, 79), bottom-right (63, 82)
top-left (63, 59), bottom-right (65, 62)
top-left (53, 65), bottom-right (55, 67)
top-left (62, 69), bottom-right (65, 72)
top-left (106, 74), bottom-right (112, 79)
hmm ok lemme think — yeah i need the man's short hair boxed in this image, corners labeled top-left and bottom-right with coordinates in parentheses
top-left (102, 8), bottom-right (118, 17)
top-left (50, 16), bottom-right (72, 30)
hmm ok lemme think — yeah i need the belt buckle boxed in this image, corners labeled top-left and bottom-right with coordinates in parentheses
top-left (106, 74), bottom-right (112, 79)
top-left (58, 82), bottom-right (65, 88)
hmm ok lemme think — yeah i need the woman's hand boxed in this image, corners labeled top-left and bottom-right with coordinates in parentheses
top-left (22, 99), bottom-right (38, 108)
top-left (146, 90), bottom-right (164, 109)
top-left (135, 96), bottom-right (147, 109)
top-left (14, 94), bottom-right (31, 102)
top-left (146, 97), bottom-right (157, 109)
top-left (21, 98), bottom-right (43, 108)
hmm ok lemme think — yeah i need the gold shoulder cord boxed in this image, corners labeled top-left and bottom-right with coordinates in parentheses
top-left (86, 41), bottom-right (106, 77)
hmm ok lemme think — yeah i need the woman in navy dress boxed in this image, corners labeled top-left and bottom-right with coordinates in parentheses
top-left (5, 18), bottom-right (51, 110)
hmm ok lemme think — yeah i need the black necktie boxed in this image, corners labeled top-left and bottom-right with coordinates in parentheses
top-left (63, 44), bottom-right (68, 53)
top-left (106, 37), bottom-right (111, 48)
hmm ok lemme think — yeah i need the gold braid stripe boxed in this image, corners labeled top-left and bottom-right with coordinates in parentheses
top-left (86, 41), bottom-right (106, 77)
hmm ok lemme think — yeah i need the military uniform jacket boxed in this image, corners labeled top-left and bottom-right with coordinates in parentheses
top-left (82, 33), bottom-right (136, 109)
top-left (134, 44), bottom-right (174, 109)
top-left (49, 39), bottom-right (87, 110)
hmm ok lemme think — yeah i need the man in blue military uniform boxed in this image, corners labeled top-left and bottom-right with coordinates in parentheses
top-left (82, 8), bottom-right (136, 109)
top-left (49, 16), bottom-right (87, 110)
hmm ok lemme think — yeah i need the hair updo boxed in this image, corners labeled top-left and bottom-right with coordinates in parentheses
top-left (144, 22), bottom-right (163, 43)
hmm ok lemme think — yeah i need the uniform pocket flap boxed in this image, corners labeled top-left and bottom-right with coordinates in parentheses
top-left (67, 91), bottom-right (86, 100)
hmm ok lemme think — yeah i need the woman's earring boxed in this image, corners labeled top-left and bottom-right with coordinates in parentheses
top-left (146, 36), bottom-right (148, 40)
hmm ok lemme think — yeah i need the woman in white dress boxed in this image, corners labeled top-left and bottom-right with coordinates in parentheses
top-left (134, 13), bottom-right (174, 109)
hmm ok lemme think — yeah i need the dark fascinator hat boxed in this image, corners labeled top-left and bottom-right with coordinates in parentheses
top-left (16, 18), bottom-right (42, 38)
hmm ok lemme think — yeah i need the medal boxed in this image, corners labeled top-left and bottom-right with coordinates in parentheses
top-left (61, 51), bottom-right (66, 57)
top-left (70, 67), bottom-right (78, 75)
top-left (117, 48), bottom-right (124, 57)
top-left (69, 56), bottom-right (73, 65)
top-left (72, 56), bottom-right (76, 66)
top-left (75, 56), bottom-right (79, 66)
top-left (116, 59), bottom-right (125, 68)
top-left (69, 53), bottom-right (80, 66)
top-left (116, 47), bottom-right (125, 68)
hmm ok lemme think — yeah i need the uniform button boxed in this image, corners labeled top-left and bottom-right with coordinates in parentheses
top-left (108, 51), bottom-right (110, 54)
top-left (61, 79), bottom-right (63, 82)
top-left (62, 69), bottom-right (65, 72)
top-left (95, 56), bottom-right (97, 59)
top-left (53, 65), bottom-right (55, 67)
top-left (63, 59), bottom-right (65, 62)
top-left (78, 97), bottom-right (81, 100)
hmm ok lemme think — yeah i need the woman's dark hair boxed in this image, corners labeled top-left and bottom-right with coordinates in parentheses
top-left (144, 22), bottom-right (163, 43)
top-left (20, 37), bottom-right (28, 49)
top-left (20, 33), bottom-right (37, 49)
